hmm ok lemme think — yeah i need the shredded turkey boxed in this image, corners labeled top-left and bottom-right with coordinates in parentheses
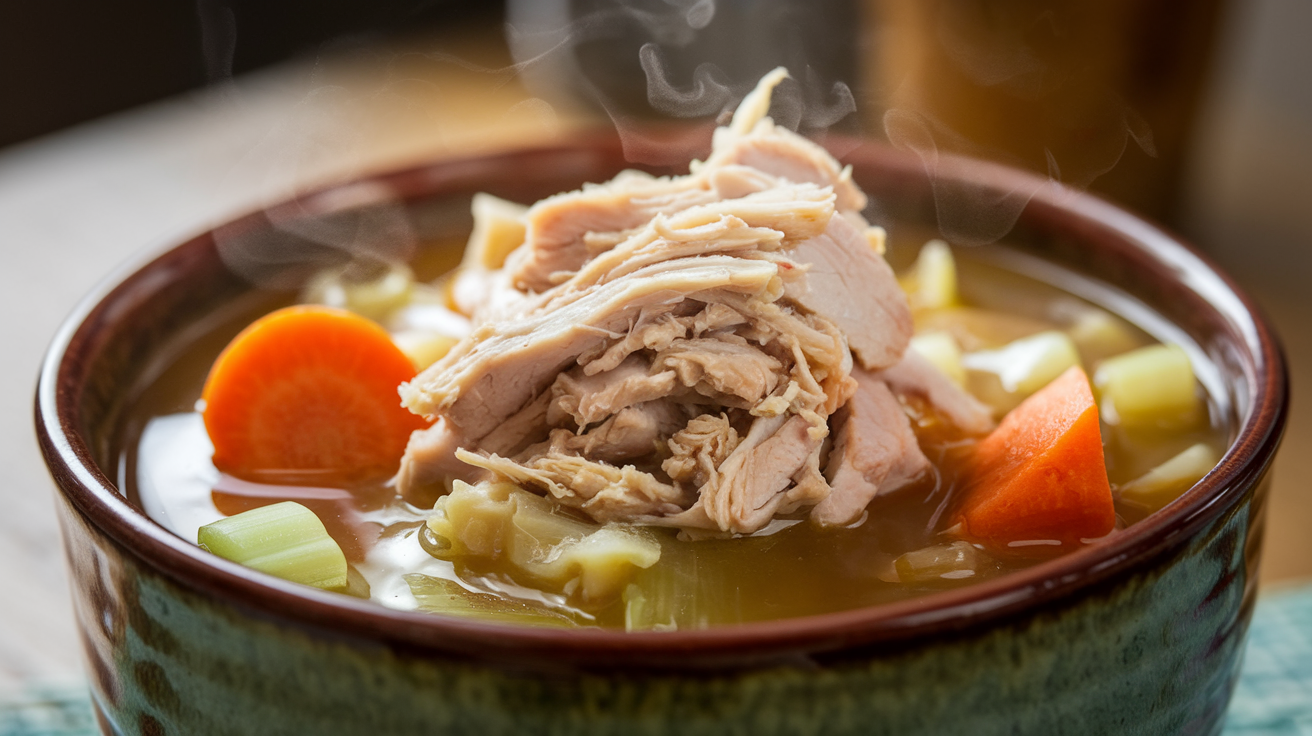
top-left (397, 68), bottom-right (990, 535)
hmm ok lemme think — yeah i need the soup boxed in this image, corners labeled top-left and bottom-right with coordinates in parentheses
top-left (117, 70), bottom-right (1228, 630)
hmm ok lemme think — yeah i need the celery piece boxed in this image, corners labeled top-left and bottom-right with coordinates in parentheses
top-left (404, 574), bottom-right (578, 628)
top-left (962, 330), bottom-right (1081, 397)
top-left (198, 502), bottom-right (347, 590)
top-left (302, 261), bottom-right (415, 322)
top-left (623, 537), bottom-right (740, 631)
top-left (909, 331), bottom-right (966, 387)
top-left (1119, 443), bottom-right (1219, 512)
top-left (908, 240), bottom-right (958, 310)
top-left (528, 528), bottom-right (661, 603)
top-left (893, 541), bottom-right (985, 583)
top-left (391, 330), bottom-right (460, 370)
top-left (1093, 344), bottom-right (1201, 428)
top-left (427, 481), bottom-right (518, 559)
top-left (427, 480), bottom-right (660, 604)
top-left (464, 193), bottom-right (528, 270)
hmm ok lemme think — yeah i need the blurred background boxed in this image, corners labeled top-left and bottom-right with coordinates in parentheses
top-left (1, 0), bottom-right (1308, 688)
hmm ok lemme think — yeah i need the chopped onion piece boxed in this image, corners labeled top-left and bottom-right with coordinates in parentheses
top-left (963, 330), bottom-right (1081, 396)
top-left (893, 541), bottom-right (985, 583)
top-left (909, 331), bottom-right (966, 387)
top-left (464, 193), bottom-right (528, 270)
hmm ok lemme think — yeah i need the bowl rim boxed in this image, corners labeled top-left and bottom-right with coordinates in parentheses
top-left (35, 136), bottom-right (1289, 671)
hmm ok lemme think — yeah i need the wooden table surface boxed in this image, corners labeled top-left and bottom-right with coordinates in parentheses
top-left (2, 33), bottom-right (1308, 690)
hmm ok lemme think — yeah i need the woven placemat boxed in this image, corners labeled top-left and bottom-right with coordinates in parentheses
top-left (5, 585), bottom-right (1311, 735)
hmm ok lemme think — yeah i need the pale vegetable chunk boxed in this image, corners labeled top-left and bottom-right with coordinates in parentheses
top-left (622, 539), bottom-right (737, 631)
top-left (198, 502), bottom-right (348, 590)
top-left (904, 240), bottom-right (958, 310)
top-left (542, 528), bottom-right (662, 602)
top-left (1094, 344), bottom-right (1201, 428)
top-left (893, 541), bottom-right (986, 583)
top-left (908, 331), bottom-right (966, 387)
top-left (464, 193), bottom-right (528, 270)
top-left (962, 330), bottom-right (1081, 397)
top-left (392, 330), bottom-right (460, 371)
top-left (1119, 443), bottom-right (1219, 511)
top-left (404, 574), bottom-right (579, 627)
top-left (427, 480), bottom-right (660, 603)
top-left (302, 262), bottom-right (415, 321)
top-left (1064, 308), bottom-right (1140, 365)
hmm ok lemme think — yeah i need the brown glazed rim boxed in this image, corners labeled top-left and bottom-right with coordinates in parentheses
top-left (37, 135), bottom-right (1288, 672)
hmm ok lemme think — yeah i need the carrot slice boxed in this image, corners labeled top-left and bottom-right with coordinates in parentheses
top-left (202, 305), bottom-right (429, 482)
top-left (953, 365), bottom-right (1114, 554)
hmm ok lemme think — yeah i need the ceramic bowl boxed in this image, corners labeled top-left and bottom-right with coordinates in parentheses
top-left (36, 137), bottom-right (1287, 736)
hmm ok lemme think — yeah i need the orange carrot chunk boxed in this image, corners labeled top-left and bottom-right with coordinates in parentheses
top-left (953, 365), bottom-right (1114, 554)
top-left (202, 305), bottom-right (429, 483)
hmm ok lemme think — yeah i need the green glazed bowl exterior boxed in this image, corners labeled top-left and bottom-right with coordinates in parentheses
top-left (37, 138), bottom-right (1287, 736)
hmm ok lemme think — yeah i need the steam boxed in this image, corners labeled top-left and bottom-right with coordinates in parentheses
top-left (880, 1), bottom-right (1160, 245)
top-left (508, 0), bottom-right (860, 165)
top-left (210, 82), bottom-right (419, 289)
top-left (200, 0), bottom-right (1169, 281)
top-left (639, 45), bottom-right (733, 117)
top-left (885, 108), bottom-right (1051, 246)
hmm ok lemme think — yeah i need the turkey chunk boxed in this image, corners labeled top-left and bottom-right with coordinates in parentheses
top-left (811, 370), bottom-right (930, 527)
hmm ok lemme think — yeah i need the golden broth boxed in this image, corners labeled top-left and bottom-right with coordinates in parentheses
top-left (117, 238), bottom-right (1230, 629)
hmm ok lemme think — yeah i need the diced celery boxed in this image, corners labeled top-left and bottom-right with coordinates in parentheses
top-left (198, 502), bottom-right (347, 590)
top-left (464, 193), bottom-right (528, 270)
top-left (302, 261), bottom-right (414, 321)
top-left (527, 528), bottom-right (661, 602)
top-left (907, 240), bottom-right (958, 310)
top-left (623, 536), bottom-right (740, 632)
top-left (1119, 443), bottom-right (1219, 511)
top-left (1093, 344), bottom-right (1201, 428)
top-left (427, 480), bottom-right (518, 558)
top-left (404, 574), bottom-right (579, 628)
top-left (909, 331), bottom-right (966, 387)
top-left (962, 330), bottom-right (1081, 397)
top-left (893, 541), bottom-right (985, 583)
top-left (507, 500), bottom-right (596, 571)
top-left (391, 330), bottom-right (460, 370)
top-left (426, 480), bottom-right (661, 604)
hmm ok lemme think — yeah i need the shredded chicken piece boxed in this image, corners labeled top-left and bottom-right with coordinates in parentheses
top-left (663, 413), bottom-right (741, 491)
top-left (548, 355), bottom-right (679, 427)
top-left (812, 369), bottom-right (931, 526)
top-left (396, 68), bottom-right (975, 535)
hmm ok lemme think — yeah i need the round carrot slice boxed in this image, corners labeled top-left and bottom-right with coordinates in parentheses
top-left (202, 305), bottom-right (429, 482)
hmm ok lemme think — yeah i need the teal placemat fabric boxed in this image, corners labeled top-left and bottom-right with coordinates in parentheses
top-left (0, 687), bottom-right (96, 736)
top-left (1223, 585), bottom-right (1312, 735)
top-left (5, 585), bottom-right (1311, 735)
